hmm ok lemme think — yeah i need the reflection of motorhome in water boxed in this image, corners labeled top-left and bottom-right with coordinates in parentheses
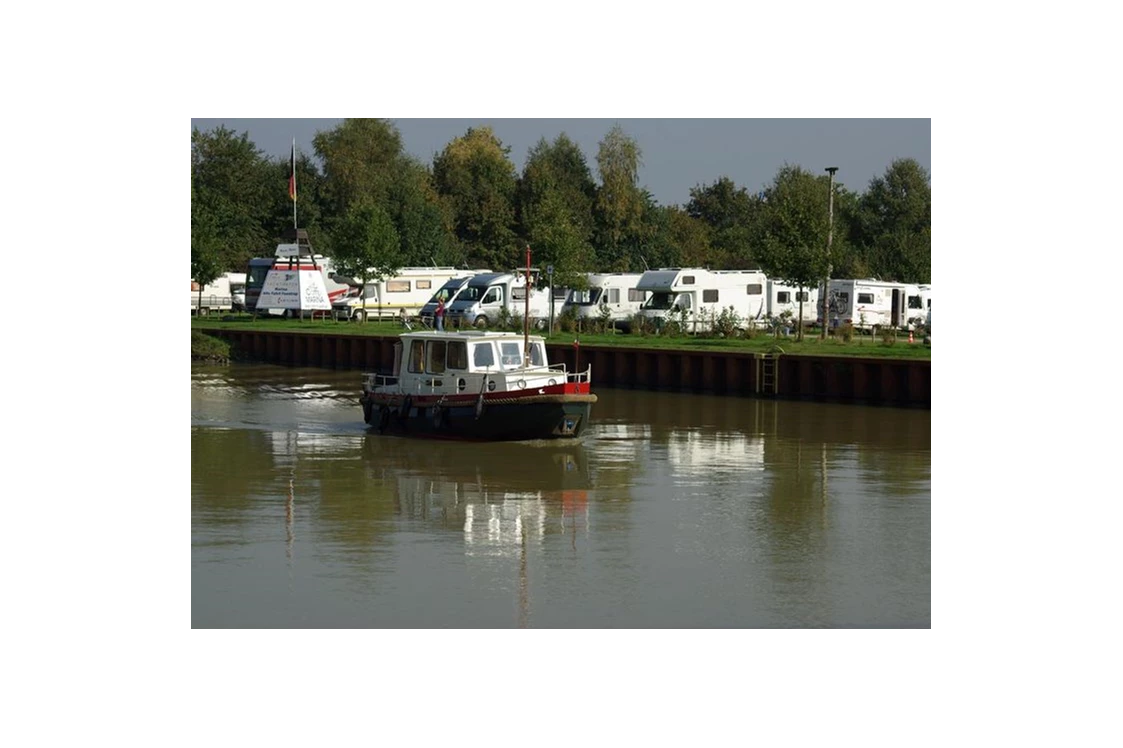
top-left (636, 268), bottom-right (768, 332)
top-left (563, 273), bottom-right (647, 329)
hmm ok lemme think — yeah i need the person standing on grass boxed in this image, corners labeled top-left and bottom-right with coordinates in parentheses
top-left (435, 298), bottom-right (446, 331)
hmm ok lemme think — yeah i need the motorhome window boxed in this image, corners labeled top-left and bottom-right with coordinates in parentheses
top-left (858, 292), bottom-right (875, 304)
top-left (363, 286), bottom-right (378, 299)
top-left (387, 281), bottom-right (410, 293)
top-left (703, 289), bottom-right (719, 303)
top-left (682, 276), bottom-right (695, 285)
top-left (482, 288), bottom-right (502, 304)
top-left (447, 341), bottom-right (468, 370)
top-left (908, 295), bottom-right (922, 309)
top-left (417, 280), bottom-right (432, 290)
top-left (427, 340), bottom-right (447, 374)
top-left (408, 340), bottom-right (425, 373)
top-left (512, 287), bottom-right (527, 301)
top-left (605, 288), bottom-right (620, 304)
top-left (628, 289), bottom-right (646, 302)
top-left (796, 291), bottom-right (808, 302)
top-left (643, 292), bottom-right (675, 310)
top-left (676, 294), bottom-right (692, 310)
top-left (472, 342), bottom-right (496, 368)
top-left (529, 343), bottom-right (545, 367)
top-left (838, 292), bottom-right (850, 305)
top-left (499, 342), bottom-right (522, 368)
top-left (777, 291), bottom-right (791, 304)
top-left (746, 283), bottom-right (763, 295)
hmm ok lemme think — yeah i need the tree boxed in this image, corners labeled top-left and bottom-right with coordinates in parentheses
top-left (432, 127), bottom-right (519, 270)
top-left (330, 200), bottom-right (402, 321)
top-left (593, 125), bottom-right (647, 271)
top-left (752, 165), bottom-right (845, 340)
top-left (313, 118), bottom-right (404, 214)
top-left (661, 206), bottom-right (713, 268)
top-left (853, 158), bottom-right (931, 283)
top-left (191, 126), bottom-right (273, 272)
top-left (686, 177), bottom-right (760, 268)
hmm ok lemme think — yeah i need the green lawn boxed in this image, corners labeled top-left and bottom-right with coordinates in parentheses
top-left (191, 314), bottom-right (931, 361)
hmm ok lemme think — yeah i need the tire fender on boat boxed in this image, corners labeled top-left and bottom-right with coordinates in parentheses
top-left (378, 405), bottom-right (391, 434)
top-left (400, 396), bottom-right (413, 419)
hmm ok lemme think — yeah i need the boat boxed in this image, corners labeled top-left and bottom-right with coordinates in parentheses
top-left (360, 329), bottom-right (597, 441)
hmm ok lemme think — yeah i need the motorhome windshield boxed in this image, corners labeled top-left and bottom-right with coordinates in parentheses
top-left (568, 288), bottom-right (602, 306)
top-left (642, 292), bottom-right (677, 311)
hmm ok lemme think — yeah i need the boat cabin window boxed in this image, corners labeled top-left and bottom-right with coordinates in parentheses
top-left (857, 292), bottom-right (875, 304)
top-left (472, 342), bottom-right (496, 368)
top-left (408, 340), bottom-right (425, 373)
top-left (427, 340), bottom-right (447, 374)
top-left (529, 342), bottom-right (545, 367)
top-left (703, 289), bottom-right (719, 303)
top-left (499, 341), bottom-right (523, 368)
top-left (447, 340), bottom-right (468, 370)
top-left (482, 287), bottom-right (503, 305)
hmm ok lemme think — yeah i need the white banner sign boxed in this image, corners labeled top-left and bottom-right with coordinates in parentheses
top-left (256, 269), bottom-right (332, 311)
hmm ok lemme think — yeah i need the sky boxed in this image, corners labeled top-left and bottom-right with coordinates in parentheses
top-left (190, 118), bottom-right (930, 207)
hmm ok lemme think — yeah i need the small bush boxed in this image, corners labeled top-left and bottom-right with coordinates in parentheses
top-left (880, 328), bottom-right (897, 346)
top-left (713, 306), bottom-right (742, 338)
top-left (837, 323), bottom-right (854, 342)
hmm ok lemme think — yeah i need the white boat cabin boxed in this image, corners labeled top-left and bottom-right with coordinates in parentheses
top-left (368, 330), bottom-right (580, 397)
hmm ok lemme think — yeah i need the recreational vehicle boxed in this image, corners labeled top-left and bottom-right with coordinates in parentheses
top-left (821, 278), bottom-right (912, 332)
top-left (418, 271), bottom-right (492, 327)
top-left (563, 273), bottom-right (647, 330)
top-left (331, 267), bottom-right (465, 322)
top-left (765, 280), bottom-right (819, 328)
top-left (190, 271), bottom-right (246, 315)
top-left (445, 271), bottom-right (551, 329)
top-left (636, 268), bottom-right (768, 333)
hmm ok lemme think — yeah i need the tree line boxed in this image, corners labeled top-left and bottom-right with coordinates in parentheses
top-left (191, 119), bottom-right (930, 293)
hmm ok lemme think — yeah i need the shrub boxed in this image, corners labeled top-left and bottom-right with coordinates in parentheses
top-left (837, 323), bottom-right (854, 342)
top-left (713, 305), bottom-right (742, 338)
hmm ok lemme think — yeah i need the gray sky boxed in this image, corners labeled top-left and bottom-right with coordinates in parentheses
top-left (190, 118), bottom-right (929, 208)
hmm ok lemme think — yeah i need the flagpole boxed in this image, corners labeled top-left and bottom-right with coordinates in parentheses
top-left (291, 138), bottom-right (298, 231)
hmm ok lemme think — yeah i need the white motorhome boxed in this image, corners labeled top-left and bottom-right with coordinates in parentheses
top-left (190, 272), bottom-right (246, 315)
top-left (636, 268), bottom-right (768, 333)
top-left (445, 271), bottom-right (551, 329)
top-left (765, 280), bottom-right (819, 328)
top-left (822, 278), bottom-right (912, 332)
top-left (563, 273), bottom-right (647, 330)
top-left (332, 267), bottom-right (466, 322)
top-left (908, 284), bottom-right (932, 330)
top-left (418, 271), bottom-right (493, 327)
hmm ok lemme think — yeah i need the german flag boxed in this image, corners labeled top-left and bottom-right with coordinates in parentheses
top-left (288, 139), bottom-right (297, 202)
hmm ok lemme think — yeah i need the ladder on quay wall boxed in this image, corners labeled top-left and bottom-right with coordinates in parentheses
top-left (758, 348), bottom-right (783, 395)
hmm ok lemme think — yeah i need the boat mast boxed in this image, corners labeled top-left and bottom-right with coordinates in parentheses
top-left (523, 244), bottom-right (531, 367)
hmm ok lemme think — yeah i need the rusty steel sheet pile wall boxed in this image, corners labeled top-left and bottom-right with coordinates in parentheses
top-left (205, 329), bottom-right (929, 407)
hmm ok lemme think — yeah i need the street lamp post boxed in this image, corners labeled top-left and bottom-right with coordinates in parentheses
top-left (821, 166), bottom-right (839, 340)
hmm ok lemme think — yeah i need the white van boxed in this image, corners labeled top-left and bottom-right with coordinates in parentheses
top-left (445, 272), bottom-right (551, 329)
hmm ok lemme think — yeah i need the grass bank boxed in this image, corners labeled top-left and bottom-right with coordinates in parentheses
top-left (191, 330), bottom-right (233, 362)
top-left (192, 314), bottom-right (931, 361)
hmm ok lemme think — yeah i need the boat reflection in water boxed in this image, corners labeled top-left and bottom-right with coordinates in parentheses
top-left (361, 435), bottom-right (592, 557)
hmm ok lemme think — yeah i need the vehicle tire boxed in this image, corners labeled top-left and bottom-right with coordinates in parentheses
top-left (199, 307), bottom-right (208, 317)
top-left (533, 318), bottom-right (546, 331)
top-left (474, 315), bottom-right (488, 329)
top-left (355, 309), bottom-right (366, 323)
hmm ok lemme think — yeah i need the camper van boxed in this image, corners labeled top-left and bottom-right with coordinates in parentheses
top-left (416, 272), bottom-right (496, 327)
top-left (636, 268), bottom-right (768, 333)
top-left (563, 273), bottom-right (647, 330)
top-left (331, 267), bottom-right (465, 322)
top-left (821, 278), bottom-right (912, 332)
top-left (445, 271), bottom-right (551, 329)
top-left (190, 272), bottom-right (246, 315)
top-left (765, 280), bottom-right (819, 328)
